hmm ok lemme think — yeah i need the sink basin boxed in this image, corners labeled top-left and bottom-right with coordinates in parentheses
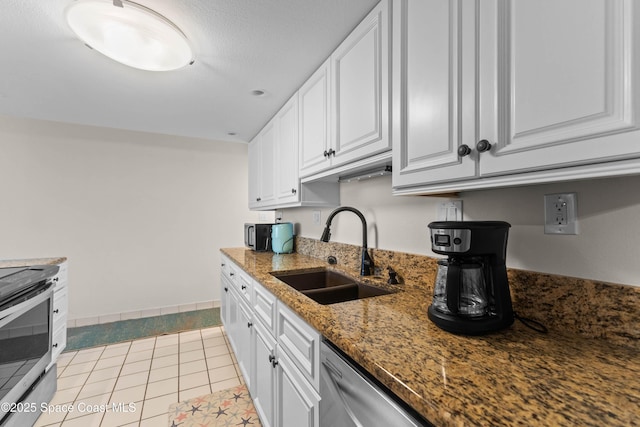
top-left (271, 269), bottom-right (393, 305)
top-left (271, 269), bottom-right (355, 291)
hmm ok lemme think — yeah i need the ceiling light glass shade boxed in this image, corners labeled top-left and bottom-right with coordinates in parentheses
top-left (65, 0), bottom-right (194, 71)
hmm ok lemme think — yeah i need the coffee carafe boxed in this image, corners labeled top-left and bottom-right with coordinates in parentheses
top-left (427, 221), bottom-right (514, 335)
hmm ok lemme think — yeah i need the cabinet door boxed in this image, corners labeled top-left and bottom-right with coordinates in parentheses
top-left (220, 276), bottom-right (231, 329)
top-left (248, 137), bottom-right (261, 208)
top-left (331, 0), bottom-right (391, 167)
top-left (259, 121), bottom-right (276, 205)
top-left (253, 320), bottom-right (277, 427)
top-left (237, 298), bottom-right (254, 392)
top-left (226, 286), bottom-right (240, 355)
top-left (299, 59), bottom-right (331, 177)
top-left (478, 0), bottom-right (640, 177)
top-left (275, 95), bottom-right (300, 204)
top-left (277, 350), bottom-right (320, 427)
top-left (392, 0), bottom-right (478, 188)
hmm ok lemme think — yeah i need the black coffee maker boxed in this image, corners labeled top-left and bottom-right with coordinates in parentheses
top-left (427, 221), bottom-right (514, 335)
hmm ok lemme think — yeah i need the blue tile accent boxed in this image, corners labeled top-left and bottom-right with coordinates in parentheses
top-left (65, 308), bottom-right (221, 351)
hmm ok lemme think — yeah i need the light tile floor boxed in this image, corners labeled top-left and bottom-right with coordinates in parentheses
top-left (34, 326), bottom-right (241, 427)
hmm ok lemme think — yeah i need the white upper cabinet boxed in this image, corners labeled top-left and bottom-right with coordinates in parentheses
top-left (393, 0), bottom-right (640, 194)
top-left (249, 91), bottom-right (339, 211)
top-left (392, 0), bottom-right (478, 188)
top-left (275, 95), bottom-right (300, 205)
top-left (249, 120), bottom-right (276, 209)
top-left (299, 0), bottom-right (392, 180)
top-left (248, 135), bottom-right (261, 208)
top-left (330, 0), bottom-right (391, 167)
top-left (479, 0), bottom-right (640, 176)
top-left (299, 60), bottom-right (332, 177)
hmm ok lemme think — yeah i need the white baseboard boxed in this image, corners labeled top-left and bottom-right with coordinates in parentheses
top-left (68, 299), bottom-right (221, 328)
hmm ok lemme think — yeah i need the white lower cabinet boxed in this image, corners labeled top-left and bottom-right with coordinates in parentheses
top-left (220, 256), bottom-right (321, 427)
top-left (236, 297), bottom-right (254, 392)
top-left (253, 319), bottom-right (277, 427)
top-left (277, 349), bottom-right (320, 427)
top-left (49, 260), bottom-right (68, 371)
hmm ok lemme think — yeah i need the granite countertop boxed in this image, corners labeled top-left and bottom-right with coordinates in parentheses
top-left (222, 248), bottom-right (640, 427)
top-left (0, 257), bottom-right (67, 268)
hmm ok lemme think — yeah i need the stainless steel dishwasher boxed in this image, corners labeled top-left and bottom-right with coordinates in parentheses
top-left (320, 341), bottom-right (430, 427)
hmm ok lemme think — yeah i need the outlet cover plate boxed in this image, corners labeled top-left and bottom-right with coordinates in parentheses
top-left (436, 200), bottom-right (463, 221)
top-left (544, 193), bottom-right (578, 235)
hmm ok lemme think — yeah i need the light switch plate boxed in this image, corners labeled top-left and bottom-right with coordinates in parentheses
top-left (436, 200), bottom-right (463, 221)
top-left (544, 193), bottom-right (578, 234)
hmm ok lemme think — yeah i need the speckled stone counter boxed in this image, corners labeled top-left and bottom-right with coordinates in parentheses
top-left (221, 247), bottom-right (640, 427)
top-left (0, 257), bottom-right (66, 268)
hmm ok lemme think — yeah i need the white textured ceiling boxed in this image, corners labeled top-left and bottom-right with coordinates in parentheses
top-left (0, 0), bottom-right (378, 142)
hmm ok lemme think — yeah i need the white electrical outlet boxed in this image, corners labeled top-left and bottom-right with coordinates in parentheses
top-left (544, 193), bottom-right (578, 234)
top-left (436, 200), bottom-right (463, 221)
top-left (312, 210), bottom-right (321, 225)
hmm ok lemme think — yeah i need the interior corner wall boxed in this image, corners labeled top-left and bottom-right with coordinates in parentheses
top-left (282, 174), bottom-right (640, 287)
top-left (0, 115), bottom-right (261, 320)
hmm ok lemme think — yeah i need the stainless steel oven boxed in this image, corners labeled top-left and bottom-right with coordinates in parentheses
top-left (0, 265), bottom-right (59, 427)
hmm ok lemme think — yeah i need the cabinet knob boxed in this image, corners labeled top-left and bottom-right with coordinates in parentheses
top-left (53, 309), bottom-right (59, 314)
top-left (53, 343), bottom-right (58, 348)
top-left (323, 150), bottom-right (329, 158)
top-left (327, 148), bottom-right (335, 157)
top-left (229, 272), bottom-right (235, 277)
top-left (457, 144), bottom-right (472, 157)
top-left (272, 359), bottom-right (279, 368)
top-left (269, 354), bottom-right (275, 363)
top-left (256, 197), bottom-right (261, 202)
top-left (224, 287), bottom-right (228, 292)
top-left (476, 139), bottom-right (492, 152)
top-left (247, 322), bottom-right (253, 328)
top-left (241, 285), bottom-right (247, 290)
top-left (291, 188), bottom-right (297, 194)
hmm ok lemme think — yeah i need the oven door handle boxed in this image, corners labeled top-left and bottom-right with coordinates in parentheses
top-left (0, 285), bottom-right (53, 328)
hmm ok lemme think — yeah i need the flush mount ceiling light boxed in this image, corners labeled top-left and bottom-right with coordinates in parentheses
top-left (65, 0), bottom-right (194, 71)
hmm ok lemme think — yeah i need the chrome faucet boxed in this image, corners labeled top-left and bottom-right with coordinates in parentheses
top-left (320, 206), bottom-right (374, 276)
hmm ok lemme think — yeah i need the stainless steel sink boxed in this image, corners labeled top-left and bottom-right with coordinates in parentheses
top-left (271, 269), bottom-right (393, 305)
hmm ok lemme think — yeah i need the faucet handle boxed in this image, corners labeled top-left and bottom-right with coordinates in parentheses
top-left (387, 267), bottom-right (400, 284)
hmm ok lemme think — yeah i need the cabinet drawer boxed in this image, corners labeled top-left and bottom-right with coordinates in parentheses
top-left (277, 303), bottom-right (321, 389)
top-left (236, 268), bottom-right (253, 303)
top-left (220, 254), bottom-right (231, 278)
top-left (253, 281), bottom-right (277, 335)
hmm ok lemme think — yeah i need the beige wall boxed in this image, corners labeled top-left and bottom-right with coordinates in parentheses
top-left (0, 115), bottom-right (260, 320)
top-left (283, 174), bottom-right (640, 287)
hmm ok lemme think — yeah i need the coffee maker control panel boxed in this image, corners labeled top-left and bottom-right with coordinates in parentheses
top-left (430, 228), bottom-right (471, 253)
